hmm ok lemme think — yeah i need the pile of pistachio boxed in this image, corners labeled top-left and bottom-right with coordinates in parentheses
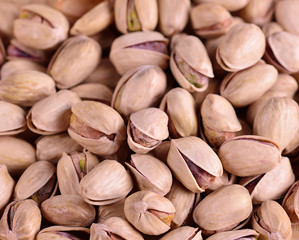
top-left (0, 0), bottom-right (298, 239)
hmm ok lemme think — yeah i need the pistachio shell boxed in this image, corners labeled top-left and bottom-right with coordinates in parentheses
top-left (160, 226), bottom-right (202, 240)
top-left (0, 1), bottom-right (19, 39)
top-left (0, 37), bottom-right (6, 66)
top-left (150, 140), bottom-right (171, 163)
top-left (282, 181), bottom-right (299, 224)
top-left (207, 170), bottom-right (237, 192)
top-left (36, 226), bottom-right (90, 240)
top-left (262, 22), bottom-right (283, 37)
top-left (268, 74), bottom-right (298, 97)
top-left (193, 0), bottom-right (249, 12)
top-left (0, 165), bottom-right (15, 211)
top-left (97, 198), bottom-right (126, 222)
top-left (284, 128), bottom-right (299, 155)
top-left (206, 229), bottom-right (259, 240)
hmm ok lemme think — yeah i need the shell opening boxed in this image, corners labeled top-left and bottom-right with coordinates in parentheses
top-left (283, 185), bottom-right (299, 223)
top-left (8, 202), bottom-right (19, 231)
top-left (31, 174), bottom-right (56, 205)
top-left (7, 44), bottom-right (40, 61)
top-left (128, 41), bottom-right (168, 54)
top-left (148, 209), bottom-right (174, 226)
top-left (244, 174), bottom-right (265, 194)
top-left (130, 121), bottom-right (160, 148)
top-left (20, 10), bottom-right (53, 28)
top-left (108, 232), bottom-right (126, 240)
top-left (203, 124), bottom-right (237, 148)
top-left (70, 152), bottom-right (87, 180)
top-left (195, 18), bottom-right (232, 33)
top-left (54, 230), bottom-right (90, 240)
top-left (127, 0), bottom-right (141, 32)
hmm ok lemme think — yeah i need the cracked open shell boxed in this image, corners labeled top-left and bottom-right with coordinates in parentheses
top-left (167, 136), bottom-right (223, 193)
top-left (282, 181), bottom-right (299, 224)
top-left (79, 160), bottom-right (133, 205)
top-left (0, 164), bottom-right (15, 211)
top-left (170, 35), bottom-right (214, 93)
top-left (13, 3), bottom-right (69, 50)
top-left (206, 229), bottom-right (259, 240)
top-left (160, 226), bottom-right (202, 240)
top-left (36, 226), bottom-right (90, 240)
top-left (193, 0), bottom-right (249, 12)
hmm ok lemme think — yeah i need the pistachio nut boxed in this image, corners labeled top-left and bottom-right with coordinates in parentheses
top-left (240, 156), bottom-right (295, 204)
top-left (284, 129), bottom-right (299, 156)
top-left (0, 199), bottom-right (41, 240)
top-left (112, 65), bottom-right (167, 117)
top-left (90, 217), bottom-right (144, 240)
top-left (124, 190), bottom-right (176, 235)
top-left (220, 62), bottom-right (278, 107)
top-left (127, 108), bottom-right (169, 154)
top-left (57, 150), bottom-right (99, 195)
top-left (35, 133), bottom-right (83, 163)
top-left (252, 200), bottom-right (292, 240)
top-left (13, 3), bottom-right (69, 50)
top-left (79, 160), bottom-right (133, 205)
top-left (206, 229), bottom-right (259, 240)
top-left (158, 0), bottom-right (190, 37)
top-left (253, 97), bottom-right (299, 152)
top-left (264, 31), bottom-right (299, 74)
top-left (0, 70), bottom-right (56, 107)
top-left (68, 101), bottom-right (126, 156)
top-left (0, 37), bottom-right (6, 66)
top-left (70, 0), bottom-right (113, 36)
top-left (193, 185), bottom-right (252, 235)
top-left (0, 136), bottom-right (36, 175)
top-left (282, 181), bottom-right (299, 224)
top-left (109, 31), bottom-right (169, 75)
top-left (0, 100), bottom-right (26, 136)
top-left (218, 135), bottom-right (281, 177)
top-left (191, 3), bottom-right (233, 39)
top-left (0, 165), bottom-right (15, 211)
top-left (170, 35), bottom-right (214, 92)
top-left (193, 0), bottom-right (249, 12)
top-left (262, 22), bottom-right (283, 38)
top-left (48, 35), bottom-right (102, 89)
top-left (97, 198), bottom-right (126, 222)
top-left (150, 140), bottom-right (170, 163)
top-left (207, 170), bottom-right (237, 192)
top-left (41, 194), bottom-right (95, 227)
top-left (0, 1), bottom-right (19, 40)
top-left (268, 74), bottom-right (298, 97)
top-left (201, 94), bottom-right (242, 148)
top-left (126, 154), bottom-right (172, 196)
top-left (160, 226), bottom-right (202, 240)
top-left (167, 136), bottom-right (223, 193)
top-left (216, 23), bottom-right (265, 72)
top-left (36, 226), bottom-right (90, 240)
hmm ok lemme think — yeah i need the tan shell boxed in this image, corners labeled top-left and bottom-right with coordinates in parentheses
top-left (111, 65), bottom-right (167, 117)
top-left (160, 226), bottom-right (202, 240)
top-left (70, 0), bottom-right (113, 36)
top-left (36, 226), bottom-right (90, 240)
top-left (207, 170), bottom-right (237, 192)
top-left (79, 160), bottom-right (133, 205)
top-left (220, 62), bottom-right (278, 107)
top-left (109, 31), bottom-right (169, 75)
top-left (193, 0), bottom-right (249, 12)
top-left (282, 181), bottom-right (299, 224)
top-left (216, 23), bottom-right (265, 72)
top-left (13, 3), bottom-right (69, 50)
top-left (124, 190), bottom-right (176, 235)
top-left (284, 128), bottom-right (299, 155)
top-left (0, 70), bottom-right (56, 107)
top-left (252, 200), bottom-right (292, 240)
top-left (206, 229), bottom-right (259, 240)
top-left (262, 22), bottom-right (283, 37)
top-left (268, 74), bottom-right (298, 97)
top-left (193, 185), bottom-right (252, 234)
top-left (0, 1), bottom-right (19, 39)
top-left (0, 164), bottom-right (15, 211)
top-left (167, 136), bottom-right (223, 193)
top-left (97, 198), bottom-right (126, 222)
top-left (218, 135), bottom-right (281, 177)
top-left (150, 140), bottom-right (171, 163)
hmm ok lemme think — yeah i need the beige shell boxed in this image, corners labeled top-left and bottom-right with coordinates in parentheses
top-left (13, 3), bottom-right (69, 50)
top-left (124, 190), bottom-right (176, 235)
top-left (0, 1), bottom-right (19, 40)
top-left (282, 181), bottom-right (299, 224)
top-left (57, 150), bottom-right (99, 195)
top-left (0, 164), bottom-right (15, 211)
top-left (70, 0), bottom-right (113, 36)
top-left (193, 185), bottom-right (252, 234)
top-left (109, 31), bottom-right (169, 75)
top-left (220, 62), bottom-right (278, 107)
top-left (284, 128), bottom-right (299, 155)
top-left (268, 74), bottom-right (298, 97)
top-left (262, 22), bottom-right (283, 37)
top-left (216, 23), bottom-right (265, 72)
top-left (207, 170), bottom-right (237, 192)
top-left (90, 217), bottom-right (144, 240)
top-left (0, 136), bottom-right (36, 175)
top-left (160, 226), bottom-right (202, 240)
top-left (218, 135), bottom-right (281, 177)
top-left (252, 200), bottom-right (292, 240)
top-left (36, 226), bottom-right (90, 240)
top-left (48, 35), bottom-right (102, 89)
top-left (193, 0), bottom-right (249, 12)
top-left (206, 229), bottom-right (259, 240)
top-left (111, 65), bottom-right (167, 117)
top-left (97, 198), bottom-right (126, 222)
top-left (167, 136), bottom-right (223, 193)
top-left (79, 160), bottom-right (133, 205)
top-left (68, 101), bottom-right (126, 156)
top-left (0, 70), bottom-right (56, 107)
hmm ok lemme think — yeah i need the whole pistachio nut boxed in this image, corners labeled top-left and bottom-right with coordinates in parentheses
top-left (79, 160), bottom-right (133, 205)
top-left (36, 226), bottom-right (90, 240)
top-left (114, 0), bottom-right (158, 34)
top-left (127, 108), bottom-right (169, 154)
top-left (252, 200), bottom-right (292, 240)
top-left (206, 229), bottom-right (259, 240)
top-left (13, 3), bottom-right (69, 50)
top-left (70, 0), bottom-right (113, 36)
top-left (282, 181), bottom-right (299, 224)
top-left (253, 97), bottom-right (299, 152)
top-left (207, 170), bottom-right (237, 192)
top-left (158, 0), bottom-right (190, 37)
top-left (201, 94), bottom-right (242, 148)
top-left (126, 154), bottom-right (172, 196)
top-left (0, 37), bottom-right (6, 66)
top-left (262, 22), bottom-right (283, 38)
top-left (190, 3), bottom-right (233, 39)
top-left (48, 35), bottom-right (102, 89)
top-left (0, 136), bottom-right (36, 176)
top-left (0, 70), bottom-right (56, 107)
top-left (112, 65), bottom-right (167, 117)
top-left (220, 62), bottom-right (278, 107)
top-left (216, 23), bottom-right (266, 72)
top-left (0, 1), bottom-right (19, 40)
top-left (97, 198), bottom-right (126, 222)
top-left (160, 226), bottom-right (202, 240)
top-left (0, 165), bottom-right (15, 211)
top-left (68, 101), bottom-right (126, 156)
top-left (170, 35), bottom-right (214, 93)
top-left (193, 185), bottom-right (252, 235)
top-left (41, 194), bottom-right (96, 227)
top-left (90, 217), bottom-right (144, 240)
top-left (124, 190), bottom-right (176, 235)
top-left (267, 74), bottom-right (298, 97)
top-left (109, 31), bottom-right (169, 75)
top-left (193, 0), bottom-right (249, 12)
top-left (57, 150), bottom-right (99, 195)
top-left (218, 135), bottom-right (281, 177)
top-left (167, 136), bottom-right (223, 193)
top-left (0, 199), bottom-right (41, 240)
